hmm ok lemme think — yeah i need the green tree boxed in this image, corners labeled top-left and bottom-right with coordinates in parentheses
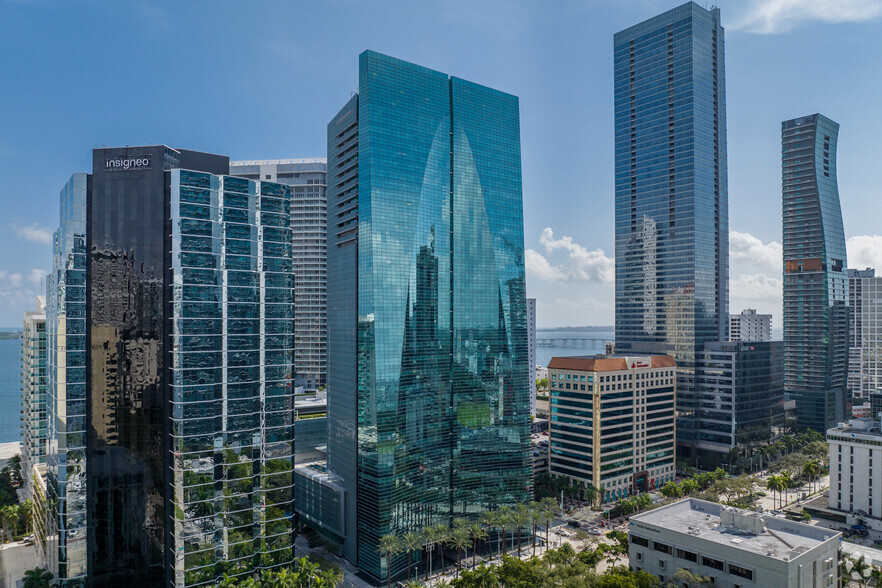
top-left (496, 505), bottom-right (513, 556)
top-left (668, 568), bottom-right (714, 588)
top-left (467, 522), bottom-right (487, 568)
top-left (377, 534), bottom-right (403, 588)
top-left (538, 497), bottom-right (557, 551)
top-left (21, 568), bottom-right (53, 588)
top-left (448, 527), bottom-right (471, 579)
top-left (403, 532), bottom-right (423, 582)
top-left (659, 481), bottom-right (682, 499)
top-left (512, 503), bottom-right (531, 558)
top-left (422, 524), bottom-right (448, 581)
top-left (452, 563), bottom-right (498, 588)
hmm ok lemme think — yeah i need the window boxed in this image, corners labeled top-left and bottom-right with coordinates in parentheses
top-left (728, 564), bottom-right (753, 580)
top-left (631, 535), bottom-right (649, 547)
top-left (635, 552), bottom-right (642, 561)
top-left (653, 542), bottom-right (671, 554)
top-left (265, 175), bottom-right (272, 179)
top-left (658, 560), bottom-right (666, 569)
top-left (676, 548), bottom-right (697, 562)
top-left (702, 556), bottom-right (724, 571)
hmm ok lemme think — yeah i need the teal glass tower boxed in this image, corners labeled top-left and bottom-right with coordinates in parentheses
top-left (782, 114), bottom-right (848, 432)
top-left (327, 51), bottom-right (532, 583)
top-left (613, 2), bottom-right (729, 459)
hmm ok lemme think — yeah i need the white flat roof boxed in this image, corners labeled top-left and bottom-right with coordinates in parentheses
top-left (630, 499), bottom-right (839, 561)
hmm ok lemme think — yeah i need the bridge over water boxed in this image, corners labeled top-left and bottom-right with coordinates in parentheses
top-left (536, 337), bottom-right (612, 349)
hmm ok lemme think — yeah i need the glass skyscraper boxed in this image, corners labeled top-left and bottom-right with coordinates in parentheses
top-left (230, 159), bottom-right (328, 390)
top-left (46, 174), bottom-right (88, 586)
top-left (326, 51), bottom-right (532, 583)
top-left (613, 2), bottom-right (729, 458)
top-left (782, 114), bottom-right (849, 432)
top-left (46, 148), bottom-right (296, 587)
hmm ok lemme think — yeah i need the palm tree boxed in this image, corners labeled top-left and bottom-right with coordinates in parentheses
top-left (448, 527), bottom-right (470, 578)
top-left (479, 510), bottom-right (498, 559)
top-left (527, 503), bottom-right (542, 556)
top-left (403, 532), bottom-right (423, 582)
top-left (766, 475), bottom-right (780, 510)
top-left (467, 522), bottom-right (487, 568)
top-left (584, 484), bottom-right (598, 509)
top-left (681, 479), bottom-right (699, 496)
top-left (852, 555), bottom-right (870, 587)
top-left (512, 504), bottom-right (531, 558)
top-left (22, 568), bottom-right (53, 588)
top-left (422, 524), bottom-right (447, 581)
top-left (377, 534), bottom-right (403, 588)
top-left (539, 497), bottom-right (557, 552)
top-left (803, 460), bottom-right (820, 495)
top-left (496, 506), bottom-right (513, 557)
top-left (21, 499), bottom-right (33, 535)
top-left (660, 481), bottom-right (681, 499)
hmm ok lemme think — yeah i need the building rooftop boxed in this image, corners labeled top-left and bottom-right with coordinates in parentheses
top-left (230, 158), bottom-right (326, 166)
top-left (631, 499), bottom-right (839, 561)
top-left (828, 417), bottom-right (882, 438)
top-left (548, 355), bottom-right (675, 372)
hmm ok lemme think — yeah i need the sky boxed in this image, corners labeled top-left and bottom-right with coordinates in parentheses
top-left (0, 0), bottom-right (881, 328)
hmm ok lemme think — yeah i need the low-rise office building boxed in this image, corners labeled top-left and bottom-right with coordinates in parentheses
top-left (828, 418), bottom-right (882, 527)
top-left (629, 499), bottom-right (840, 587)
top-left (548, 355), bottom-right (676, 504)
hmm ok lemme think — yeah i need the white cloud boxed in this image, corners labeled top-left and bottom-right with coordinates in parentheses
top-left (730, 230), bottom-right (782, 271)
top-left (847, 235), bottom-right (882, 271)
top-left (731, 272), bottom-right (783, 301)
top-left (525, 248), bottom-right (570, 282)
top-left (731, 0), bottom-right (882, 33)
top-left (11, 223), bottom-right (52, 245)
top-left (538, 227), bottom-right (614, 283)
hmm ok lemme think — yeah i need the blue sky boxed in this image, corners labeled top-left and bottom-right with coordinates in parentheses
top-left (0, 0), bottom-right (881, 328)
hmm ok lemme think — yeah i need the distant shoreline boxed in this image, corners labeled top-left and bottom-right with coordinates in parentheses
top-left (537, 326), bottom-right (613, 332)
top-left (0, 333), bottom-right (21, 340)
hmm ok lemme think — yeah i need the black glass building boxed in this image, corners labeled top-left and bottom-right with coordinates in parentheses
top-left (47, 146), bottom-right (296, 587)
top-left (326, 51), bottom-right (532, 583)
top-left (613, 2), bottom-right (729, 459)
top-left (782, 115), bottom-right (849, 432)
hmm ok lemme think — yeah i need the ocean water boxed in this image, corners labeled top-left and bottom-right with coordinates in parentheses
top-left (535, 329), bottom-right (614, 369)
top-left (0, 338), bottom-right (20, 443)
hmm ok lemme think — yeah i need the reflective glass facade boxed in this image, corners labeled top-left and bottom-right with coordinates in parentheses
top-left (327, 51), bottom-right (531, 583)
top-left (169, 171), bottom-right (295, 585)
top-left (46, 147), bottom-right (296, 587)
top-left (613, 2), bottom-right (728, 457)
top-left (46, 174), bottom-right (88, 586)
top-left (230, 160), bottom-right (328, 389)
top-left (696, 341), bottom-right (784, 459)
top-left (782, 114), bottom-right (849, 432)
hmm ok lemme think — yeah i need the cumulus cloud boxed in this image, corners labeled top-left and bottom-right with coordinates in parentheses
top-left (525, 248), bottom-right (570, 282)
top-left (731, 0), bottom-right (882, 33)
top-left (730, 231), bottom-right (782, 271)
top-left (731, 273), bottom-right (783, 301)
top-left (847, 235), bottom-right (882, 271)
top-left (11, 223), bottom-right (53, 245)
top-left (0, 269), bottom-right (47, 324)
top-left (538, 227), bottom-right (614, 283)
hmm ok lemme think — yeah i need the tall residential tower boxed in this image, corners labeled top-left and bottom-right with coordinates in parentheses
top-left (782, 114), bottom-right (849, 432)
top-left (230, 159), bottom-right (328, 390)
top-left (614, 2), bottom-right (728, 458)
top-left (326, 51), bottom-right (532, 583)
top-left (46, 147), bottom-right (297, 587)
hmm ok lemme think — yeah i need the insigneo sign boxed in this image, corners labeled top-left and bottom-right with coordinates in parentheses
top-left (105, 156), bottom-right (151, 171)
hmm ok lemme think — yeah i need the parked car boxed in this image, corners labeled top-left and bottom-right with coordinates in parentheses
top-left (567, 520), bottom-right (582, 528)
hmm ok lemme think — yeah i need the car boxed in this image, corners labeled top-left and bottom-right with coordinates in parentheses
top-left (567, 520), bottom-right (582, 528)
top-left (587, 528), bottom-right (602, 535)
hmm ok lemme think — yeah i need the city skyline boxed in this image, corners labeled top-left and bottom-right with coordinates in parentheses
top-left (2, 1), bottom-right (882, 328)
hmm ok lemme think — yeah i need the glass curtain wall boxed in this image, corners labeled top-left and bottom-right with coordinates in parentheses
top-left (168, 171), bottom-right (295, 586)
